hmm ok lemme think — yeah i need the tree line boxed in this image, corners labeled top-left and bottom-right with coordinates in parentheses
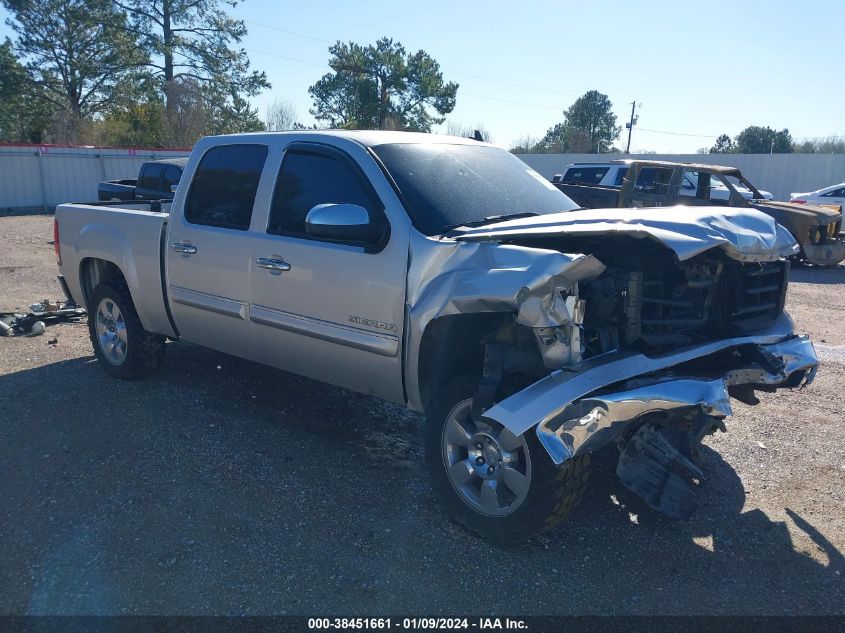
top-left (0, 0), bottom-right (271, 145)
top-left (1, 10), bottom-right (839, 154)
top-left (0, 7), bottom-right (465, 147)
top-left (511, 90), bottom-right (623, 154)
top-left (707, 128), bottom-right (845, 154)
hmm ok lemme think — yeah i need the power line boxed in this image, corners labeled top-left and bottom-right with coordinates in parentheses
top-left (243, 20), bottom-right (334, 45)
top-left (460, 92), bottom-right (560, 110)
top-left (437, 70), bottom-right (584, 100)
top-left (245, 47), bottom-right (565, 111)
top-left (636, 127), bottom-right (719, 138)
top-left (244, 46), bottom-right (737, 140)
top-left (242, 21), bottom-right (769, 142)
top-left (243, 19), bottom-right (585, 101)
top-left (244, 47), bottom-right (328, 68)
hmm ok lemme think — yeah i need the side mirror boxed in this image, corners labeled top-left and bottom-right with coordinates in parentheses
top-left (305, 203), bottom-right (381, 243)
top-left (170, 184), bottom-right (179, 194)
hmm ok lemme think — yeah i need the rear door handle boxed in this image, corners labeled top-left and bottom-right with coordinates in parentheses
top-left (257, 257), bottom-right (291, 272)
top-left (170, 241), bottom-right (197, 255)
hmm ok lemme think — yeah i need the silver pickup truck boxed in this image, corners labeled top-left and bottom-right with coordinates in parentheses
top-left (54, 131), bottom-right (818, 543)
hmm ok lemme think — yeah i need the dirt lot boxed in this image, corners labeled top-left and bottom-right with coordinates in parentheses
top-left (1, 214), bottom-right (843, 615)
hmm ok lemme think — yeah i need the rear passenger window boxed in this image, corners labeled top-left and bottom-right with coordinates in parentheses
top-left (822, 188), bottom-right (845, 198)
top-left (268, 150), bottom-right (380, 237)
top-left (562, 167), bottom-right (608, 184)
top-left (613, 167), bottom-right (628, 186)
top-left (138, 164), bottom-right (163, 190)
top-left (163, 165), bottom-right (181, 192)
top-left (633, 167), bottom-right (672, 195)
top-left (185, 145), bottom-right (268, 230)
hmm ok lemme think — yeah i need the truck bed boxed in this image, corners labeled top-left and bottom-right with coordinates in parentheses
top-left (553, 182), bottom-right (621, 208)
top-left (55, 201), bottom-right (176, 338)
top-left (98, 180), bottom-right (138, 201)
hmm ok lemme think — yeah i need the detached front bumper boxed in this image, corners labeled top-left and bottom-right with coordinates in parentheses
top-left (803, 238), bottom-right (845, 266)
top-left (482, 315), bottom-right (818, 465)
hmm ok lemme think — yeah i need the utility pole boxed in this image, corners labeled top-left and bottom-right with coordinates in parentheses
top-left (625, 101), bottom-right (637, 154)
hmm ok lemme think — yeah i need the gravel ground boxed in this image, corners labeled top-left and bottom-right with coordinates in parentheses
top-left (0, 215), bottom-right (843, 616)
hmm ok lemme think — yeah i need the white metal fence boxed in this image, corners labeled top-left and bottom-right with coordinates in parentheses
top-left (516, 153), bottom-right (845, 203)
top-left (1, 145), bottom-right (844, 211)
top-left (0, 144), bottom-right (191, 211)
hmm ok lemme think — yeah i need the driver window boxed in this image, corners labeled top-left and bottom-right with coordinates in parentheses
top-left (268, 150), bottom-right (381, 238)
top-left (680, 169), bottom-right (711, 200)
top-left (633, 167), bottom-right (672, 195)
top-left (679, 169), bottom-right (696, 196)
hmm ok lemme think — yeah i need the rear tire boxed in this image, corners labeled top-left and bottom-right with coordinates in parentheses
top-left (425, 375), bottom-right (591, 544)
top-left (88, 280), bottom-right (164, 379)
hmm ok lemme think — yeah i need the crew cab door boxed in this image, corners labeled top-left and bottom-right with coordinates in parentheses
top-left (162, 164), bottom-right (182, 199)
top-left (134, 163), bottom-right (164, 200)
top-left (248, 142), bottom-right (408, 403)
top-left (165, 143), bottom-right (269, 359)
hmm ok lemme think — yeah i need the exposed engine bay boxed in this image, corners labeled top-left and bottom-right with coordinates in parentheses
top-left (512, 236), bottom-right (790, 364)
top-left (404, 208), bottom-right (818, 519)
top-left (496, 240), bottom-right (809, 518)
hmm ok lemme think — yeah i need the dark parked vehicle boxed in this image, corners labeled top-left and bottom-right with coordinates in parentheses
top-left (97, 158), bottom-right (187, 202)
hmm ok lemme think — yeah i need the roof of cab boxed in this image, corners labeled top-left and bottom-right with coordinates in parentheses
top-left (149, 157), bottom-right (188, 167)
top-left (202, 129), bottom-right (489, 148)
top-left (608, 159), bottom-right (742, 176)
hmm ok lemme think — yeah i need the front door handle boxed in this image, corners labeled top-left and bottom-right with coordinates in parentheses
top-left (257, 257), bottom-right (291, 272)
top-left (170, 241), bottom-right (197, 255)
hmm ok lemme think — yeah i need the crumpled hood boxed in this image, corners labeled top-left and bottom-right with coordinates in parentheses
top-left (750, 200), bottom-right (842, 224)
top-left (451, 206), bottom-right (799, 262)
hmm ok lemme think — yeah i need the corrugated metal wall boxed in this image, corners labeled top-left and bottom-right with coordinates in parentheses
top-left (1, 145), bottom-right (843, 210)
top-left (0, 145), bottom-right (191, 211)
top-left (517, 153), bottom-right (845, 202)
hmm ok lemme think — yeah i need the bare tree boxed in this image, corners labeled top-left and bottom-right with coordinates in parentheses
top-left (115, 0), bottom-right (269, 132)
top-left (793, 135), bottom-right (845, 154)
top-left (509, 134), bottom-right (541, 153)
top-left (265, 97), bottom-right (298, 131)
top-left (163, 77), bottom-right (207, 146)
top-left (446, 120), bottom-right (491, 142)
top-left (46, 110), bottom-right (92, 144)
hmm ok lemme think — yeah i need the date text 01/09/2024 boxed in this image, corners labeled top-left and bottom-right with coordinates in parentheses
top-left (307, 618), bottom-right (528, 630)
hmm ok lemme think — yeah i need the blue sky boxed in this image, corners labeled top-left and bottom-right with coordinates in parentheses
top-left (3, 0), bottom-right (844, 150)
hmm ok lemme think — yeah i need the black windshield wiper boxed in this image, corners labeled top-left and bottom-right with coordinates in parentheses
top-left (439, 212), bottom-right (540, 237)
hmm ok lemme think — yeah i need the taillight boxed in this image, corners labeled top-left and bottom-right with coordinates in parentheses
top-left (792, 199), bottom-right (806, 204)
top-left (53, 218), bottom-right (61, 266)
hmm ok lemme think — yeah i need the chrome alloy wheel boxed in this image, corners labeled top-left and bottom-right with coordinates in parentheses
top-left (441, 399), bottom-right (532, 516)
top-left (95, 298), bottom-right (128, 365)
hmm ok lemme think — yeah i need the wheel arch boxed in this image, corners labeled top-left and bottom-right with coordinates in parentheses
top-left (78, 256), bottom-right (170, 336)
top-left (79, 257), bottom-right (126, 310)
top-left (416, 312), bottom-right (513, 412)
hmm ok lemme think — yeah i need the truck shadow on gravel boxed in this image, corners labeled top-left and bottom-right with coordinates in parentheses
top-left (790, 263), bottom-right (845, 285)
top-left (0, 341), bottom-right (842, 615)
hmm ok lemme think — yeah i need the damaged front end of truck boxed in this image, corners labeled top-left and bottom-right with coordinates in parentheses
top-left (408, 207), bottom-right (818, 519)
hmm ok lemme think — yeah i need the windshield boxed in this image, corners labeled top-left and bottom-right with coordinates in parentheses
top-left (371, 143), bottom-right (579, 235)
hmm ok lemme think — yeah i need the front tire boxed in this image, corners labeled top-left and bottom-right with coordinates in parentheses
top-left (425, 375), bottom-right (590, 543)
top-left (88, 281), bottom-right (164, 379)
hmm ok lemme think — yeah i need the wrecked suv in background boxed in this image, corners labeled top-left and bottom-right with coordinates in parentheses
top-left (554, 159), bottom-right (845, 266)
top-left (54, 131), bottom-right (818, 543)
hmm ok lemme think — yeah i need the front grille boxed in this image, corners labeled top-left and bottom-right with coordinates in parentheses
top-left (724, 260), bottom-right (788, 334)
top-left (581, 255), bottom-right (790, 357)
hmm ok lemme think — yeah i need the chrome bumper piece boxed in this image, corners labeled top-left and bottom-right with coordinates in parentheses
top-left (482, 316), bottom-right (818, 465)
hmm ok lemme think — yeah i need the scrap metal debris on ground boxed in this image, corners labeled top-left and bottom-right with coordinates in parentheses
top-left (0, 299), bottom-right (86, 336)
